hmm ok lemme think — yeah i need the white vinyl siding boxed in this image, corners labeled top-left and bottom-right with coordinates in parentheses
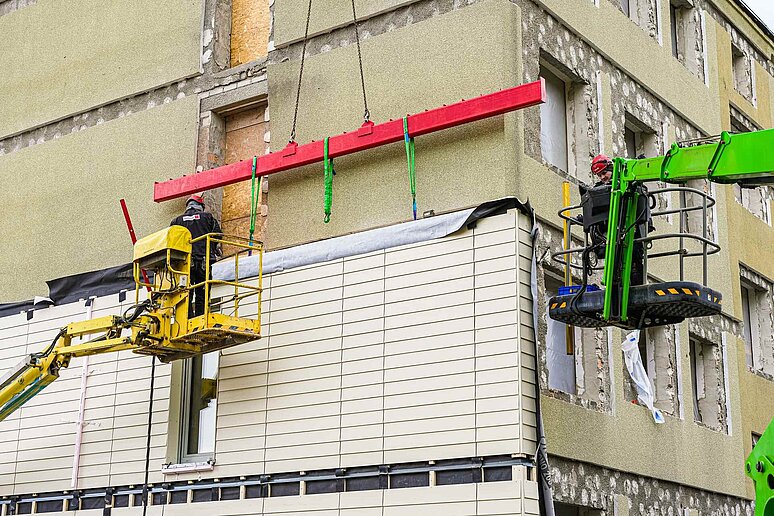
top-left (0, 292), bottom-right (172, 494)
top-left (0, 208), bottom-right (538, 513)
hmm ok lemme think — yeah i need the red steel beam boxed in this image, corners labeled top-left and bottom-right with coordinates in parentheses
top-left (154, 79), bottom-right (546, 202)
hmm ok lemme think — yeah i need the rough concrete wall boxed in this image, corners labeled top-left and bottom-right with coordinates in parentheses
top-left (0, 0), bottom-right (35, 16)
top-left (222, 106), bottom-right (270, 251)
top-left (231, 0), bottom-right (271, 66)
top-left (549, 455), bottom-right (753, 516)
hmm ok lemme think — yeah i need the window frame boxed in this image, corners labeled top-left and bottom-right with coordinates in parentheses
top-left (179, 351), bottom-right (220, 464)
top-left (539, 64), bottom-right (570, 174)
top-left (741, 281), bottom-right (757, 369)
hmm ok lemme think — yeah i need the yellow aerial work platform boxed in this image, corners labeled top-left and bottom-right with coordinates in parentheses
top-left (0, 226), bottom-right (263, 421)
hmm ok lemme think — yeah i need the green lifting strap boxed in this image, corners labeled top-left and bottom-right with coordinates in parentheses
top-left (248, 156), bottom-right (262, 254)
top-left (403, 117), bottom-right (417, 220)
top-left (324, 137), bottom-right (334, 223)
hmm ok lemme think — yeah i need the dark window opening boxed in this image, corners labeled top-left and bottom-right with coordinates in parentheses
top-left (244, 484), bottom-right (265, 499)
top-left (436, 468), bottom-right (481, 485)
top-left (113, 495), bottom-right (130, 508)
top-left (390, 472), bottom-right (430, 489)
top-left (220, 486), bottom-right (241, 500)
top-left (270, 482), bottom-right (300, 497)
top-left (170, 490), bottom-right (188, 504)
top-left (35, 500), bottom-right (64, 513)
top-left (346, 476), bottom-right (381, 492)
top-left (192, 489), bottom-right (216, 503)
top-left (484, 466), bottom-right (513, 482)
top-left (81, 496), bottom-right (105, 510)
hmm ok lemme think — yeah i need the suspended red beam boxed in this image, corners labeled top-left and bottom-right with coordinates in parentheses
top-left (154, 79), bottom-right (546, 202)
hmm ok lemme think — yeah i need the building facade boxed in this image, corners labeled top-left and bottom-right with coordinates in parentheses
top-left (0, 0), bottom-right (773, 514)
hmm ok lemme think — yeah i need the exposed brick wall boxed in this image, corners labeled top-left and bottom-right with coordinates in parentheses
top-left (222, 105), bottom-right (270, 253)
top-left (231, 0), bottom-right (271, 67)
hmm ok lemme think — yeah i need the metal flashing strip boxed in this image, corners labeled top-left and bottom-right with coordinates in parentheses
top-left (0, 455), bottom-right (533, 513)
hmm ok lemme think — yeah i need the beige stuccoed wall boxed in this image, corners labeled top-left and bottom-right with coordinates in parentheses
top-left (510, 2), bottom-right (766, 493)
top-left (535, 0), bottom-right (721, 136)
top-left (712, 11), bottom-right (774, 499)
top-left (0, 97), bottom-right (197, 302)
top-left (266, 0), bottom-right (526, 250)
top-left (0, 0), bottom-right (203, 138)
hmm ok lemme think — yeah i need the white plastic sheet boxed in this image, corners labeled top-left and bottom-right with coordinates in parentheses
top-left (622, 330), bottom-right (665, 424)
top-left (545, 318), bottom-right (577, 393)
top-left (213, 207), bottom-right (476, 282)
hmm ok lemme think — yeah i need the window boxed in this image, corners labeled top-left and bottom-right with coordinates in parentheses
top-left (730, 106), bottom-right (770, 223)
top-left (732, 43), bottom-right (755, 103)
top-left (624, 127), bottom-right (637, 159)
top-left (670, 3), bottom-right (680, 59)
top-left (624, 323), bottom-right (680, 416)
top-left (180, 352), bottom-right (219, 462)
top-left (619, 0), bottom-right (630, 17)
top-left (668, 1), bottom-right (705, 81)
top-left (740, 267), bottom-right (774, 378)
top-left (689, 335), bottom-right (727, 431)
top-left (539, 57), bottom-right (596, 181)
top-left (618, 0), bottom-right (659, 41)
top-left (540, 65), bottom-right (569, 172)
top-left (741, 282), bottom-right (756, 368)
top-left (541, 268), bottom-right (610, 408)
top-left (544, 273), bottom-right (577, 394)
top-left (623, 114), bottom-right (658, 160)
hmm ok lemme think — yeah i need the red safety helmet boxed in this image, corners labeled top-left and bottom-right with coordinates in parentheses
top-left (188, 194), bottom-right (205, 207)
top-left (591, 154), bottom-right (613, 176)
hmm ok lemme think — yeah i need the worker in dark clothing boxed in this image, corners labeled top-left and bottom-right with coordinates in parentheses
top-left (579, 154), bottom-right (653, 285)
top-left (170, 194), bottom-right (222, 317)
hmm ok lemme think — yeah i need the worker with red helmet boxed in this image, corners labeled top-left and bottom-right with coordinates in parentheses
top-left (591, 153), bottom-right (613, 184)
top-left (582, 154), bottom-right (651, 285)
top-left (171, 194), bottom-right (222, 317)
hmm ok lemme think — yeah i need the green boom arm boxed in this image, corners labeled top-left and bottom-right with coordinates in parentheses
top-left (602, 128), bottom-right (774, 322)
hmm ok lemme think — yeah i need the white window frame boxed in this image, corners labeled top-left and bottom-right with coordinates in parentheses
top-left (179, 351), bottom-right (220, 464)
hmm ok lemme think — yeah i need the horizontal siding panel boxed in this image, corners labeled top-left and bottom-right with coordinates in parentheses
top-left (0, 209), bottom-right (538, 497)
top-left (385, 263), bottom-right (474, 292)
top-left (385, 276), bottom-right (472, 304)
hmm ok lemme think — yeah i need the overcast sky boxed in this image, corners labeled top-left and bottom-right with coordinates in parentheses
top-left (743, 0), bottom-right (774, 32)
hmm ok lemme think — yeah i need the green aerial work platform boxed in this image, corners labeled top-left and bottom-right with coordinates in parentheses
top-left (747, 418), bottom-right (774, 516)
top-left (548, 128), bottom-right (774, 330)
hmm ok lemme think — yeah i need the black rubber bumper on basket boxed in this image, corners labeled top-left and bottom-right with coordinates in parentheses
top-left (548, 281), bottom-right (722, 329)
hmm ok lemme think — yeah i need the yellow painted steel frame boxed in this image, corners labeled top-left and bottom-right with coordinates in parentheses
top-left (562, 181), bottom-right (574, 355)
top-left (188, 233), bottom-right (263, 335)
